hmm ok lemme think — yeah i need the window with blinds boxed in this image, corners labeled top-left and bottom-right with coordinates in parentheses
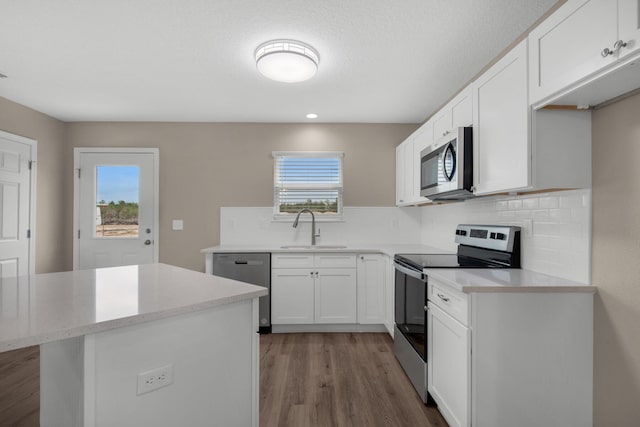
top-left (273, 152), bottom-right (344, 219)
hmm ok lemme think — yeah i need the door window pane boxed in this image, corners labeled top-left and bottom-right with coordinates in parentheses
top-left (95, 166), bottom-right (140, 238)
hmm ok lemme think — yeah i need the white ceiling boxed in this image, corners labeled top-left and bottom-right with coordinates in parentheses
top-left (0, 0), bottom-right (558, 123)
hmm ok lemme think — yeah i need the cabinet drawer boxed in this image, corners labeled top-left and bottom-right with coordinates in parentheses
top-left (428, 279), bottom-right (469, 326)
top-left (272, 254), bottom-right (314, 269)
top-left (314, 253), bottom-right (356, 268)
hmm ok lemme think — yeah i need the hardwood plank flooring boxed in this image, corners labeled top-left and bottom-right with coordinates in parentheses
top-left (260, 333), bottom-right (448, 427)
top-left (0, 333), bottom-right (448, 427)
top-left (0, 346), bottom-right (40, 427)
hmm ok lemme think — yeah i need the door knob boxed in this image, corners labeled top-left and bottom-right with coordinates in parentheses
top-left (144, 240), bottom-right (152, 245)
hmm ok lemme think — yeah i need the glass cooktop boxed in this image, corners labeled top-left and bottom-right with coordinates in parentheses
top-left (394, 253), bottom-right (501, 271)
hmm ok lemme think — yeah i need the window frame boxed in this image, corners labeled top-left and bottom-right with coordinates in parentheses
top-left (272, 151), bottom-right (345, 222)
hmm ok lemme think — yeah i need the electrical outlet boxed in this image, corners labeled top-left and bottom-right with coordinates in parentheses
top-left (137, 364), bottom-right (174, 395)
top-left (172, 219), bottom-right (183, 231)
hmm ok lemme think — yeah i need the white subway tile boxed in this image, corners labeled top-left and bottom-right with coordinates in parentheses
top-left (508, 200), bottom-right (523, 210)
top-left (522, 198), bottom-right (539, 209)
top-left (539, 196), bottom-right (559, 209)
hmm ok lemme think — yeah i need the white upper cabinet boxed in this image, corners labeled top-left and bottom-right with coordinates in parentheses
top-left (473, 40), bottom-right (530, 195)
top-left (432, 85), bottom-right (473, 140)
top-left (473, 39), bottom-right (592, 196)
top-left (395, 138), bottom-right (415, 205)
top-left (619, 0), bottom-right (640, 60)
top-left (529, 0), bottom-right (640, 107)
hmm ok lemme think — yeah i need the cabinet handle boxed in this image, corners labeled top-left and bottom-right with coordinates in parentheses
top-left (437, 293), bottom-right (450, 302)
top-left (360, 256), bottom-right (364, 260)
top-left (601, 47), bottom-right (613, 57)
top-left (315, 272), bottom-right (319, 277)
top-left (310, 272), bottom-right (314, 277)
top-left (614, 40), bottom-right (628, 52)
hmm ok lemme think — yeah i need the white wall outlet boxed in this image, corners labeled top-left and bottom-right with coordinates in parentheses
top-left (172, 220), bottom-right (184, 231)
top-left (137, 364), bottom-right (174, 395)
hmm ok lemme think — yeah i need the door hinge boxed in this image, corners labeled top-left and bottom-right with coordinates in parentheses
top-left (28, 161), bottom-right (33, 170)
top-left (77, 168), bottom-right (81, 179)
top-left (27, 229), bottom-right (31, 238)
top-left (77, 229), bottom-right (81, 239)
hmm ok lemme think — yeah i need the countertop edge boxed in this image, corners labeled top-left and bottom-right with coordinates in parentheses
top-left (461, 285), bottom-right (596, 294)
top-left (0, 287), bottom-right (267, 353)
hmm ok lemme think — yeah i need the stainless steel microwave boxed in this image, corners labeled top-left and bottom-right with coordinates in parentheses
top-left (420, 127), bottom-right (474, 201)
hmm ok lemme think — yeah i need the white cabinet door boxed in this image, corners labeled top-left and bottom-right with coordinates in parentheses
top-left (271, 270), bottom-right (315, 324)
top-left (528, 0), bottom-right (617, 105)
top-left (473, 40), bottom-right (530, 195)
top-left (395, 143), bottom-right (406, 205)
top-left (384, 256), bottom-right (394, 336)
top-left (314, 268), bottom-right (357, 324)
top-left (356, 254), bottom-right (386, 324)
top-left (619, 0), bottom-right (640, 60)
top-left (432, 110), bottom-right (452, 140)
top-left (403, 138), bottom-right (415, 202)
top-left (450, 86), bottom-right (473, 129)
top-left (428, 303), bottom-right (471, 427)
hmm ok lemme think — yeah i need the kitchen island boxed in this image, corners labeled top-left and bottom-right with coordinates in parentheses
top-left (0, 263), bottom-right (267, 427)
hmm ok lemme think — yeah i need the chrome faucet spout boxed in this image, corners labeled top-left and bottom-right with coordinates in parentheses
top-left (292, 209), bottom-right (318, 246)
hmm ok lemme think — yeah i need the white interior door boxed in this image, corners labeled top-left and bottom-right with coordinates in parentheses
top-left (0, 131), bottom-right (35, 278)
top-left (75, 149), bottom-right (158, 270)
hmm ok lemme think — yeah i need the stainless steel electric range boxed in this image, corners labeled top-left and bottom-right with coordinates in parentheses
top-left (393, 224), bottom-right (521, 403)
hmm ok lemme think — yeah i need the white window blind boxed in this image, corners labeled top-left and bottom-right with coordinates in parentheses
top-left (273, 152), bottom-right (344, 219)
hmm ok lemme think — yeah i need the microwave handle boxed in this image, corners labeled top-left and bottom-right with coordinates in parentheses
top-left (442, 142), bottom-right (456, 182)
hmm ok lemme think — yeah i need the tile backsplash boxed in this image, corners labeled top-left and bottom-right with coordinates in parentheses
top-left (420, 188), bottom-right (591, 283)
top-left (219, 189), bottom-right (591, 283)
top-left (220, 207), bottom-right (422, 246)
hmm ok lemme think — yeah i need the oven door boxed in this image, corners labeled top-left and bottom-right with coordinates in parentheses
top-left (394, 262), bottom-right (428, 361)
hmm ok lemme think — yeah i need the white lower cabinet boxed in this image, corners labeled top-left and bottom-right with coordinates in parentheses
top-left (271, 269), bottom-right (315, 324)
top-left (314, 268), bottom-right (357, 323)
top-left (427, 302), bottom-right (470, 427)
top-left (427, 276), bottom-right (594, 427)
top-left (271, 253), bottom-right (357, 325)
top-left (356, 254), bottom-right (386, 324)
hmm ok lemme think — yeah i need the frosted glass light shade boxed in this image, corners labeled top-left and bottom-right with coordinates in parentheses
top-left (255, 40), bottom-right (319, 83)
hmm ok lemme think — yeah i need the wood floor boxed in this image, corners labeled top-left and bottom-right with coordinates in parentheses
top-left (0, 346), bottom-right (39, 427)
top-left (260, 333), bottom-right (447, 427)
top-left (0, 333), bottom-right (447, 427)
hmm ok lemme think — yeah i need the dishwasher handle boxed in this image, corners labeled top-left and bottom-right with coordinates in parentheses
top-left (234, 260), bottom-right (248, 265)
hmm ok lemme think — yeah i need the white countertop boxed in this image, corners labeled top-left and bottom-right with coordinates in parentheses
top-left (0, 263), bottom-right (267, 353)
top-left (201, 243), bottom-right (450, 258)
top-left (424, 268), bottom-right (594, 293)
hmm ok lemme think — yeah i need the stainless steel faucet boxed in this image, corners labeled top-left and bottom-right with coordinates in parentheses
top-left (292, 209), bottom-right (320, 246)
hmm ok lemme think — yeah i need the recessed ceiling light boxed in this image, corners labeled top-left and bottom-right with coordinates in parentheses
top-left (255, 39), bottom-right (319, 83)
top-left (306, 113), bottom-right (318, 119)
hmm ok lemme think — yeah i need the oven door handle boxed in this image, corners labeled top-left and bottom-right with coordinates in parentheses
top-left (394, 262), bottom-right (426, 282)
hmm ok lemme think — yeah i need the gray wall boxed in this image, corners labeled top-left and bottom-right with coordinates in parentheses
top-left (65, 122), bottom-right (416, 271)
top-left (592, 91), bottom-right (640, 425)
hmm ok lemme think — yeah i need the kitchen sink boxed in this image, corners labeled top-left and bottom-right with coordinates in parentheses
top-left (280, 245), bottom-right (348, 250)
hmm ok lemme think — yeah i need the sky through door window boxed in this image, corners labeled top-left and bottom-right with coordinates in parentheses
top-left (273, 152), bottom-right (344, 219)
top-left (95, 165), bottom-right (140, 237)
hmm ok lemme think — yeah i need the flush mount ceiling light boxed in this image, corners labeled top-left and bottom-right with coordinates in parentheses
top-left (255, 39), bottom-right (319, 83)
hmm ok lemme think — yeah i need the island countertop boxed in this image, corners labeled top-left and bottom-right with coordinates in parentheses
top-left (0, 263), bottom-right (267, 352)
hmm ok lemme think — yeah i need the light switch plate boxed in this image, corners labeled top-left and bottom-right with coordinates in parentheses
top-left (172, 219), bottom-right (184, 231)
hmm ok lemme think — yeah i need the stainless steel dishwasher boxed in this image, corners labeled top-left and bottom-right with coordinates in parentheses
top-left (211, 253), bottom-right (271, 333)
